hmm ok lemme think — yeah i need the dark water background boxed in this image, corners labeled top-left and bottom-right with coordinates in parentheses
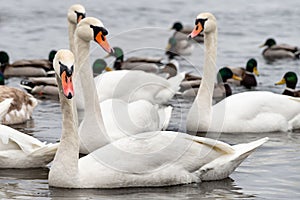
top-left (1, 0), bottom-right (300, 199)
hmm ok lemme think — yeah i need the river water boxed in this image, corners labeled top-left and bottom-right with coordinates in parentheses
top-left (1, 0), bottom-right (300, 199)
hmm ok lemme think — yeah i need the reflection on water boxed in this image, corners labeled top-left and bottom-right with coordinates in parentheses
top-left (1, 0), bottom-right (300, 199)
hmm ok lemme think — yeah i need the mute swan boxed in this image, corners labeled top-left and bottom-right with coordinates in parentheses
top-left (187, 12), bottom-right (300, 133)
top-left (227, 58), bottom-right (259, 89)
top-left (19, 4), bottom-right (86, 97)
top-left (0, 119), bottom-right (58, 168)
top-left (260, 38), bottom-right (300, 61)
top-left (0, 76), bottom-right (38, 125)
top-left (275, 71), bottom-right (300, 97)
top-left (0, 50), bottom-right (56, 77)
top-left (48, 49), bottom-right (268, 188)
top-left (74, 17), bottom-right (173, 153)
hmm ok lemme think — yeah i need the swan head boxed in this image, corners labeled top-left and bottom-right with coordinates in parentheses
top-left (53, 49), bottom-right (75, 99)
top-left (275, 71), bottom-right (298, 89)
top-left (67, 4), bottom-right (86, 25)
top-left (76, 17), bottom-right (112, 53)
top-left (189, 12), bottom-right (217, 38)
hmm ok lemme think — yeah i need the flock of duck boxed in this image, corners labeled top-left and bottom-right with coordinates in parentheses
top-left (0, 4), bottom-right (299, 189)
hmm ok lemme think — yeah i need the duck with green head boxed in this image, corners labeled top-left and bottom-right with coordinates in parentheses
top-left (181, 67), bottom-right (241, 99)
top-left (260, 38), bottom-right (300, 61)
top-left (228, 58), bottom-right (259, 89)
top-left (0, 50), bottom-right (57, 77)
top-left (275, 71), bottom-right (300, 97)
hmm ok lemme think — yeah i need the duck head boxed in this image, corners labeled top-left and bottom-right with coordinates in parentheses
top-left (275, 71), bottom-right (298, 89)
top-left (246, 58), bottom-right (259, 76)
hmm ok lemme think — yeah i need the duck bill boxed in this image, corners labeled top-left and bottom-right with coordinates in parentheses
top-left (259, 43), bottom-right (265, 48)
top-left (105, 66), bottom-right (113, 71)
top-left (253, 67), bottom-right (260, 76)
top-left (189, 23), bottom-right (203, 38)
top-left (61, 71), bottom-right (74, 99)
top-left (232, 74), bottom-right (242, 81)
top-left (166, 43), bottom-right (171, 51)
top-left (275, 78), bottom-right (286, 85)
top-left (95, 32), bottom-right (112, 53)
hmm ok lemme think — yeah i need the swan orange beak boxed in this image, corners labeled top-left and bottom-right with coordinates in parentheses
top-left (61, 71), bottom-right (74, 99)
top-left (95, 32), bottom-right (112, 53)
top-left (189, 22), bottom-right (203, 38)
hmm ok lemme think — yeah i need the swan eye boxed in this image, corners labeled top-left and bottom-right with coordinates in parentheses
top-left (74, 11), bottom-right (86, 23)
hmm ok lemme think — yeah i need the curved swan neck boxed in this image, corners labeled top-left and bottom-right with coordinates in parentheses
top-left (74, 35), bottom-right (108, 151)
top-left (49, 76), bottom-right (79, 187)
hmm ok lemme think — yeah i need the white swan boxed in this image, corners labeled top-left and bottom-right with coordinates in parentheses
top-left (186, 12), bottom-right (300, 133)
top-left (48, 49), bottom-right (268, 188)
top-left (74, 17), bottom-right (173, 153)
top-left (0, 123), bottom-right (58, 168)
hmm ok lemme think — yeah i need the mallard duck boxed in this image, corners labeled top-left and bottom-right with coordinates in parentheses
top-left (181, 67), bottom-right (241, 99)
top-left (187, 12), bottom-right (300, 133)
top-left (275, 71), bottom-right (300, 97)
top-left (260, 38), bottom-right (300, 60)
top-left (227, 58), bottom-right (259, 89)
top-left (48, 49), bottom-right (268, 188)
top-left (20, 77), bottom-right (58, 97)
top-left (0, 50), bottom-right (56, 77)
top-left (106, 47), bottom-right (164, 73)
top-left (0, 74), bottom-right (38, 124)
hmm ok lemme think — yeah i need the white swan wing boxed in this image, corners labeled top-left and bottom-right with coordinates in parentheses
top-left (212, 91), bottom-right (300, 132)
top-left (78, 132), bottom-right (267, 188)
top-left (94, 70), bottom-right (182, 104)
top-left (0, 98), bottom-right (13, 120)
top-left (0, 124), bottom-right (45, 153)
top-left (100, 99), bottom-right (170, 141)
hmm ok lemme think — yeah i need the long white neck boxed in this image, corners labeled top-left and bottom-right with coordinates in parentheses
top-left (48, 76), bottom-right (79, 187)
top-left (186, 29), bottom-right (217, 133)
top-left (68, 21), bottom-right (84, 111)
top-left (75, 36), bottom-right (109, 153)
top-left (68, 21), bottom-right (76, 53)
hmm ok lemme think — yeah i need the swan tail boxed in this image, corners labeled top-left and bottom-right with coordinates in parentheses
top-left (158, 105), bottom-right (173, 130)
top-left (194, 137), bottom-right (268, 181)
top-left (0, 98), bottom-right (13, 119)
